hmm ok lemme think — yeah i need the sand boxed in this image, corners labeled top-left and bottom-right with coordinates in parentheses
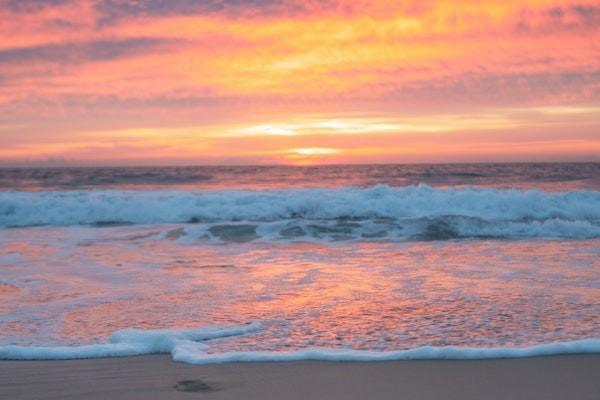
top-left (1, 355), bottom-right (599, 400)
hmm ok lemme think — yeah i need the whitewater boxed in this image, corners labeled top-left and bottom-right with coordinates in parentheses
top-left (1, 185), bottom-right (599, 241)
top-left (1, 164), bottom-right (599, 364)
top-left (2, 322), bottom-right (600, 364)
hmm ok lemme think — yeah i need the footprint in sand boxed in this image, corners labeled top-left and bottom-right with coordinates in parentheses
top-left (173, 379), bottom-right (219, 393)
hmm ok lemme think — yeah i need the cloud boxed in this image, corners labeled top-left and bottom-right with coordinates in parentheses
top-left (384, 70), bottom-right (600, 107)
top-left (95, 0), bottom-right (286, 18)
top-left (514, 4), bottom-right (600, 33)
top-left (1, 0), bottom-right (599, 165)
top-left (0, 0), bottom-right (70, 13)
top-left (0, 37), bottom-right (180, 65)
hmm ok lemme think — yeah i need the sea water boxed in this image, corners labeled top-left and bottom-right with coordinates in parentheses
top-left (1, 164), bottom-right (599, 363)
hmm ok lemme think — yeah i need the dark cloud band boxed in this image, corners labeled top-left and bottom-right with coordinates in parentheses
top-left (0, 37), bottom-right (179, 65)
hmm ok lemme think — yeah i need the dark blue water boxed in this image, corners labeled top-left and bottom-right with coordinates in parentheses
top-left (1, 163), bottom-right (599, 191)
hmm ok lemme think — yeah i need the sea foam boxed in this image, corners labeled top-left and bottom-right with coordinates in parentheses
top-left (1, 322), bottom-right (599, 364)
top-left (0, 323), bottom-right (262, 361)
top-left (1, 185), bottom-right (598, 240)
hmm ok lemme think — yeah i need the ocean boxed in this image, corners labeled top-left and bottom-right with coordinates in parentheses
top-left (1, 163), bottom-right (599, 363)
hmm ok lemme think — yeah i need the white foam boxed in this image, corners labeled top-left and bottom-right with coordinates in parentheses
top-left (1, 322), bottom-right (599, 364)
top-left (176, 340), bottom-right (600, 364)
top-left (0, 323), bottom-right (262, 361)
top-left (1, 185), bottom-right (599, 240)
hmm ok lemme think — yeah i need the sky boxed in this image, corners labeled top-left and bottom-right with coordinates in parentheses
top-left (0, 0), bottom-right (599, 166)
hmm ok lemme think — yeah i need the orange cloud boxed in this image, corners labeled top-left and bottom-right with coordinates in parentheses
top-left (0, 0), bottom-right (598, 165)
top-left (2, 106), bottom-right (598, 165)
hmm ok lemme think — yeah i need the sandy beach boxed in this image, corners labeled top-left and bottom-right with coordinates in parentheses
top-left (1, 355), bottom-right (599, 400)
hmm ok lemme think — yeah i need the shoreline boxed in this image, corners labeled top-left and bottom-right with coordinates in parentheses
top-left (2, 354), bottom-right (599, 399)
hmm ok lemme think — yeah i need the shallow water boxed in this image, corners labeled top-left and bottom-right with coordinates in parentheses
top-left (1, 227), bottom-right (598, 351)
top-left (0, 164), bottom-right (599, 361)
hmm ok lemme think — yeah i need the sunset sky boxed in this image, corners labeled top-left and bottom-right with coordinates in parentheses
top-left (0, 0), bottom-right (599, 166)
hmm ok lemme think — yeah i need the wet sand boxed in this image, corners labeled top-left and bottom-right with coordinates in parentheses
top-left (1, 355), bottom-right (600, 399)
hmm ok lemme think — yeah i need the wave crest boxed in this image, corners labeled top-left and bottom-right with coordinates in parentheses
top-left (1, 185), bottom-right (599, 240)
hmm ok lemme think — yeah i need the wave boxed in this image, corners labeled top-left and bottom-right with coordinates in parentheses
top-left (0, 323), bottom-right (262, 361)
top-left (1, 185), bottom-right (599, 240)
top-left (1, 322), bottom-right (599, 364)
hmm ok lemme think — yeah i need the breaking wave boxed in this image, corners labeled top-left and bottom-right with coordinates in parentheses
top-left (1, 185), bottom-right (599, 241)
